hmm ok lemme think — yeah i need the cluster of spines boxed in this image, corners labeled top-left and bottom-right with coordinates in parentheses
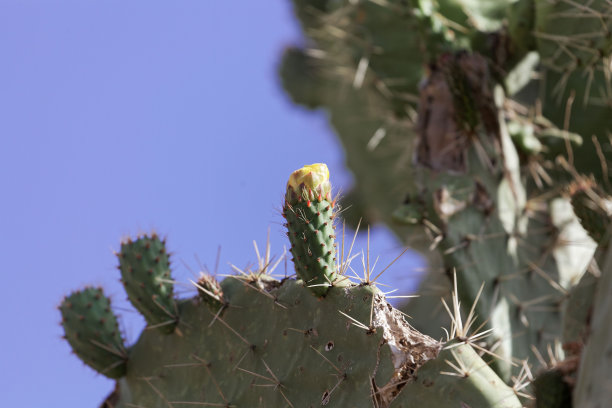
top-left (195, 272), bottom-right (225, 311)
top-left (117, 233), bottom-right (178, 333)
top-left (535, 0), bottom-right (612, 74)
top-left (59, 287), bottom-right (127, 379)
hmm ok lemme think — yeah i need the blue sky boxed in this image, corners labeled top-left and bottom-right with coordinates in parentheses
top-left (0, 2), bottom-right (423, 406)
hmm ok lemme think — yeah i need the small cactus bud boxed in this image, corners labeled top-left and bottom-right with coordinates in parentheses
top-left (286, 163), bottom-right (331, 204)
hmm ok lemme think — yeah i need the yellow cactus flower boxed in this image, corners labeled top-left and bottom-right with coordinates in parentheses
top-left (287, 163), bottom-right (329, 191)
top-left (286, 163), bottom-right (331, 203)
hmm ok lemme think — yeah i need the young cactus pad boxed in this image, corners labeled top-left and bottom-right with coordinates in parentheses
top-left (283, 163), bottom-right (339, 296)
top-left (117, 234), bottom-right (178, 333)
top-left (59, 287), bottom-right (127, 379)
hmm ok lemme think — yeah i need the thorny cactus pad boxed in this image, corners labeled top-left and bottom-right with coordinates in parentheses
top-left (60, 287), bottom-right (127, 379)
top-left (118, 234), bottom-right (178, 334)
top-left (109, 279), bottom-right (520, 407)
top-left (284, 163), bottom-right (339, 296)
top-left (573, 229), bottom-right (612, 408)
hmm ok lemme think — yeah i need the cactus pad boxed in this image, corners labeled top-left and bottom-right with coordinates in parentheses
top-left (284, 163), bottom-right (338, 296)
top-left (60, 287), bottom-right (127, 379)
top-left (107, 277), bottom-right (520, 407)
top-left (118, 234), bottom-right (178, 333)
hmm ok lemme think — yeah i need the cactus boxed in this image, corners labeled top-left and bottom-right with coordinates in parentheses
top-left (573, 227), bottom-right (612, 408)
top-left (58, 0), bottom-right (612, 404)
top-left (102, 278), bottom-right (522, 407)
top-left (535, 0), bottom-right (612, 185)
top-left (568, 176), bottom-right (612, 244)
top-left (117, 234), bottom-right (179, 334)
top-left (283, 163), bottom-right (339, 296)
top-left (59, 287), bottom-right (127, 379)
top-left (61, 165), bottom-right (528, 407)
top-left (280, 0), bottom-right (612, 406)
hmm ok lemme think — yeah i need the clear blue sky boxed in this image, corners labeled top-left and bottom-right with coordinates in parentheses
top-left (0, 2), bottom-right (423, 406)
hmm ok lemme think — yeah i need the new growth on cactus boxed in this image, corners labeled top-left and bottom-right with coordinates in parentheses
top-left (117, 234), bottom-right (178, 334)
top-left (60, 287), bottom-right (127, 379)
top-left (283, 163), bottom-right (340, 296)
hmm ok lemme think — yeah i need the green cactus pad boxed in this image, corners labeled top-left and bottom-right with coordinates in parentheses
top-left (102, 276), bottom-right (520, 407)
top-left (538, 67), bottom-right (612, 190)
top-left (534, 0), bottom-right (612, 189)
top-left (119, 280), bottom-right (393, 406)
top-left (562, 269), bottom-right (598, 347)
top-left (535, 0), bottom-right (612, 72)
top-left (569, 179), bottom-right (612, 244)
top-left (279, 47), bottom-right (329, 110)
top-left (60, 287), bottom-right (127, 379)
top-left (284, 197), bottom-right (338, 296)
top-left (533, 369), bottom-right (572, 408)
top-left (284, 164), bottom-right (338, 296)
top-left (117, 234), bottom-right (178, 333)
top-left (573, 228), bottom-right (612, 407)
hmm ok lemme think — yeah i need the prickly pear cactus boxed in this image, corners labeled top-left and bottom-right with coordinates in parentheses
top-left (281, 0), bottom-right (612, 405)
top-left (58, 0), bottom-right (612, 405)
top-left (61, 165), bottom-right (525, 407)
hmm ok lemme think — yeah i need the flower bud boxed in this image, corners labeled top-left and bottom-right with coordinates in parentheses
top-left (286, 163), bottom-right (331, 204)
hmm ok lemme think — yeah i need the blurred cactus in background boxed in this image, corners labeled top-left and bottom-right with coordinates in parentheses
top-left (60, 1), bottom-right (612, 406)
